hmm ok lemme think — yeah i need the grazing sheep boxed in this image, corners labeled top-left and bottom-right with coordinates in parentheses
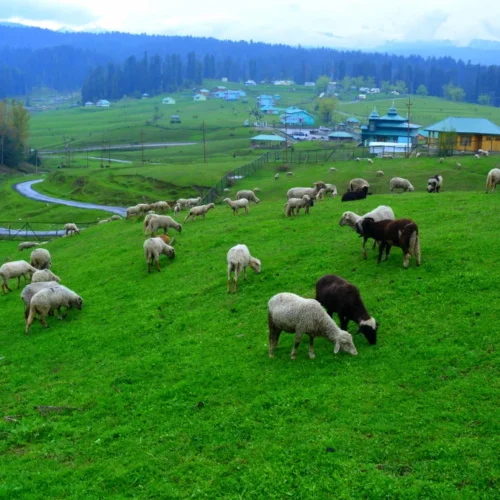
top-left (223, 188), bottom-right (230, 193)
top-left (146, 215), bottom-right (182, 235)
top-left (325, 184), bottom-right (337, 197)
top-left (316, 188), bottom-right (326, 200)
top-left (20, 281), bottom-right (60, 320)
top-left (185, 197), bottom-right (202, 208)
top-left (274, 173), bottom-right (280, 180)
top-left (126, 205), bottom-right (141, 218)
top-left (341, 186), bottom-right (369, 202)
top-left (0, 261), bottom-right (37, 294)
top-left (32, 269), bottom-right (61, 283)
top-left (349, 178), bottom-right (370, 192)
top-left (143, 237), bottom-right (175, 273)
top-left (226, 244), bottom-right (261, 293)
top-left (474, 154), bottom-right (480, 160)
top-left (287, 181), bottom-right (326, 201)
top-left (64, 223), bottom-right (80, 236)
top-left (416, 152), bottom-right (421, 158)
top-left (143, 213), bottom-right (159, 234)
top-left (479, 149), bottom-right (489, 157)
top-left (376, 170), bottom-right (384, 177)
top-left (286, 171), bottom-right (295, 176)
top-left (26, 286), bottom-right (83, 334)
top-left (184, 203), bottom-right (215, 222)
top-left (439, 157), bottom-right (444, 163)
top-left (485, 168), bottom-right (500, 193)
top-left (315, 275), bottom-right (378, 345)
top-left (427, 175), bottom-right (443, 193)
top-left (357, 218), bottom-right (421, 268)
top-left (484, 150), bottom-right (489, 157)
top-left (224, 198), bottom-right (249, 215)
top-left (236, 190), bottom-right (260, 203)
top-left (174, 204), bottom-right (181, 216)
top-left (97, 219), bottom-right (110, 224)
top-left (175, 199), bottom-right (191, 209)
top-left (267, 293), bottom-right (358, 359)
top-left (339, 205), bottom-right (395, 259)
top-left (355, 158), bottom-right (360, 162)
top-left (367, 158), bottom-right (374, 164)
top-left (109, 215), bottom-right (122, 221)
top-left (389, 177), bottom-right (414, 193)
top-left (283, 194), bottom-right (311, 217)
top-left (153, 201), bottom-right (171, 212)
top-left (30, 248), bottom-right (51, 270)
top-left (253, 188), bottom-right (261, 193)
top-left (329, 167), bottom-right (337, 172)
top-left (456, 162), bottom-right (462, 169)
top-left (18, 242), bottom-right (40, 252)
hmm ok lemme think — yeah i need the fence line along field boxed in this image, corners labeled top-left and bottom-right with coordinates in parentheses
top-left (0, 156), bottom-right (499, 496)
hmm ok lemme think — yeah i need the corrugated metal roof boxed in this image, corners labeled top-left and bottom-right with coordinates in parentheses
top-left (424, 117), bottom-right (500, 135)
top-left (250, 135), bottom-right (286, 142)
top-left (328, 131), bottom-right (355, 138)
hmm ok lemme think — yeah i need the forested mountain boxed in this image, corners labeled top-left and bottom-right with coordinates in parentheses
top-left (1, 25), bottom-right (500, 105)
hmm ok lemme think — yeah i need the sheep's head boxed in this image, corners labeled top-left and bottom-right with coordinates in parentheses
top-left (427, 182), bottom-right (435, 193)
top-left (314, 181), bottom-right (326, 190)
top-left (254, 197), bottom-right (260, 204)
top-left (223, 198), bottom-right (231, 204)
top-left (339, 211), bottom-right (354, 227)
top-left (208, 203), bottom-right (215, 210)
top-left (249, 257), bottom-right (261, 274)
top-left (71, 295), bottom-right (83, 310)
top-left (302, 194), bottom-right (311, 202)
top-left (334, 331), bottom-right (358, 356)
top-left (358, 318), bottom-right (378, 345)
top-left (408, 184), bottom-right (415, 192)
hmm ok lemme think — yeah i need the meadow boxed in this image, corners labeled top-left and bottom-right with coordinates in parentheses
top-left (0, 158), bottom-right (499, 498)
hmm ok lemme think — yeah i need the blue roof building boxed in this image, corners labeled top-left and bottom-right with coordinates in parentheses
top-left (280, 107), bottom-right (315, 126)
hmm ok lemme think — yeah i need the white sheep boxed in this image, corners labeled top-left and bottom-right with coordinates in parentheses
top-left (329, 167), bottom-right (337, 172)
top-left (109, 215), bottom-right (122, 221)
top-left (20, 281), bottom-right (60, 320)
top-left (439, 157), bottom-right (444, 163)
top-left (325, 184), bottom-right (337, 197)
top-left (153, 201), bottom-right (171, 212)
top-left (26, 286), bottom-right (83, 334)
top-left (184, 203), bottom-right (215, 222)
top-left (416, 152), bottom-right (421, 158)
top-left (456, 162), bottom-right (462, 169)
top-left (30, 248), bottom-right (52, 270)
top-left (367, 158), bottom-right (374, 164)
top-left (64, 223), bottom-right (80, 236)
top-left (126, 205), bottom-right (141, 218)
top-left (267, 293), bottom-right (358, 359)
top-left (274, 173), bottom-right (280, 180)
top-left (349, 178), bottom-right (370, 192)
top-left (223, 188), bottom-right (230, 193)
top-left (286, 171), bottom-right (295, 176)
top-left (0, 261), bottom-right (37, 294)
top-left (226, 244), bottom-right (261, 293)
top-left (224, 198), bottom-right (249, 215)
top-left (31, 269), bottom-right (61, 283)
top-left (376, 170), bottom-right (384, 177)
top-left (174, 204), bottom-right (181, 216)
top-left (474, 154), bottom-right (480, 159)
top-left (146, 215), bottom-right (182, 235)
top-left (143, 237), bottom-right (175, 273)
top-left (283, 194), bottom-right (311, 217)
top-left (253, 188), bottom-right (261, 193)
top-left (390, 177), bottom-right (414, 193)
top-left (287, 181), bottom-right (326, 200)
top-left (236, 190), bottom-right (260, 204)
top-left (97, 219), bottom-right (110, 224)
top-left (355, 158), bottom-right (360, 162)
top-left (143, 213), bottom-right (159, 234)
top-left (316, 188), bottom-right (326, 200)
top-left (185, 197), bottom-right (202, 207)
top-left (18, 242), bottom-right (40, 252)
top-left (485, 168), bottom-right (500, 193)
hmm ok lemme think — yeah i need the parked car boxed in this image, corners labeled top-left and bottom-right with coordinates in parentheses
top-left (319, 126), bottom-right (331, 133)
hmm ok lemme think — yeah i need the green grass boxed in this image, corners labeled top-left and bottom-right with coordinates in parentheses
top-left (0, 161), bottom-right (499, 497)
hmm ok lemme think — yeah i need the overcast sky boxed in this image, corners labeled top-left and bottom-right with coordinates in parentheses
top-left (2, 0), bottom-right (500, 48)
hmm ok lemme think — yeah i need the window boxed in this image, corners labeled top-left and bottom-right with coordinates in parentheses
top-left (460, 136), bottom-right (471, 146)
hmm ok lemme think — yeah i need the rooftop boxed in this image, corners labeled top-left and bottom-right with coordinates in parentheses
top-left (328, 131), bottom-right (355, 138)
top-left (250, 135), bottom-right (286, 142)
top-left (424, 117), bottom-right (500, 135)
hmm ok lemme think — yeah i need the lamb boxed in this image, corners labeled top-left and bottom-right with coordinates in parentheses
top-left (223, 188), bottom-right (230, 193)
top-left (224, 198), bottom-right (249, 215)
top-left (325, 184), bottom-right (337, 196)
top-left (287, 181), bottom-right (326, 200)
top-left (341, 186), bottom-right (369, 202)
top-left (226, 244), bottom-right (261, 293)
top-left (184, 203), bottom-right (215, 222)
top-left (427, 175), bottom-right (443, 193)
top-left (286, 171), bottom-right (295, 176)
top-left (18, 241), bottom-right (40, 252)
top-left (31, 269), bottom-right (61, 283)
top-left (26, 286), bottom-right (83, 334)
top-left (456, 162), bottom-right (462, 169)
top-left (315, 275), bottom-right (378, 345)
top-left (30, 248), bottom-right (51, 270)
top-left (367, 158), bottom-right (374, 164)
top-left (329, 167), bottom-right (337, 172)
top-left (283, 194), bottom-right (311, 217)
top-left (153, 201), bottom-right (171, 212)
top-left (474, 154), bottom-right (480, 160)
top-left (389, 177), bottom-right (414, 193)
top-left (146, 215), bottom-right (182, 235)
top-left (267, 293), bottom-right (358, 359)
top-left (0, 261), bottom-right (37, 294)
top-left (174, 204), bottom-right (181, 216)
top-left (143, 237), bottom-right (175, 273)
top-left (478, 149), bottom-right (489, 157)
top-left (416, 152), bottom-right (421, 158)
top-left (185, 197), bottom-right (202, 207)
top-left (20, 281), bottom-right (60, 320)
top-left (339, 205), bottom-right (395, 259)
top-left (274, 173), bottom-right (279, 180)
top-left (439, 157), bottom-right (444, 163)
top-left (236, 190), bottom-right (260, 204)
top-left (109, 215), bottom-right (122, 221)
top-left (376, 170), bottom-right (384, 177)
top-left (126, 205), bottom-right (142, 218)
top-left (355, 158), bottom-right (360, 162)
top-left (357, 218), bottom-right (421, 268)
top-left (485, 168), bottom-right (500, 193)
top-left (64, 223), bottom-right (80, 236)
top-left (136, 203), bottom-right (154, 214)
top-left (349, 178), bottom-right (370, 192)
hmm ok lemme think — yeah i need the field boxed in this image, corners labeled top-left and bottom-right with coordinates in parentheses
top-left (1, 158), bottom-right (499, 497)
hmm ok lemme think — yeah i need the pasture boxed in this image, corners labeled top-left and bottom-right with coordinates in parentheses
top-left (0, 160), bottom-right (499, 497)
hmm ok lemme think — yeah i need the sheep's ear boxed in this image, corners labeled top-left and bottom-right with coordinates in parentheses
top-left (334, 341), bottom-right (341, 354)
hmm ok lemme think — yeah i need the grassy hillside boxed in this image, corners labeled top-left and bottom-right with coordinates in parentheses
top-left (0, 167), bottom-right (499, 496)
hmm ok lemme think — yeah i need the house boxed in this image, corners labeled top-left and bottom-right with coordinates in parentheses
top-left (371, 88), bottom-right (380, 93)
top-left (304, 82), bottom-right (315, 87)
top-left (84, 101), bottom-right (94, 107)
top-left (245, 80), bottom-right (256, 86)
top-left (193, 94), bottom-right (207, 101)
top-left (424, 117), bottom-right (500, 152)
top-left (273, 94), bottom-right (281, 101)
top-left (257, 95), bottom-right (275, 108)
top-left (96, 99), bottom-right (110, 107)
top-left (280, 107), bottom-right (315, 126)
top-left (260, 105), bottom-right (280, 115)
top-left (250, 134), bottom-right (286, 148)
top-left (199, 88), bottom-right (210, 95)
top-left (360, 103), bottom-right (420, 146)
top-left (213, 86), bottom-right (227, 92)
top-left (328, 131), bottom-right (356, 142)
top-left (170, 115), bottom-right (181, 124)
top-left (346, 117), bottom-right (360, 129)
top-left (358, 94), bottom-right (367, 100)
top-left (162, 97), bottom-right (176, 105)
top-left (223, 91), bottom-right (240, 101)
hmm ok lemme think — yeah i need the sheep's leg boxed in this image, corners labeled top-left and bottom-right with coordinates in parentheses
top-left (403, 253), bottom-right (410, 268)
top-left (339, 315), bottom-right (349, 330)
top-left (155, 258), bottom-right (161, 272)
top-left (371, 239), bottom-right (377, 250)
top-left (308, 336), bottom-right (315, 359)
top-left (233, 266), bottom-right (239, 293)
top-left (291, 332), bottom-right (303, 360)
top-left (416, 239), bottom-right (421, 267)
top-left (384, 245), bottom-right (391, 261)
top-left (26, 308), bottom-right (35, 334)
top-left (243, 266), bottom-right (247, 281)
top-left (245, 206), bottom-right (248, 215)
top-left (377, 243), bottom-right (385, 264)
top-left (268, 324), bottom-right (281, 358)
top-left (17, 276), bottom-right (21, 289)
top-left (39, 313), bottom-right (48, 328)
top-left (362, 238), bottom-right (368, 259)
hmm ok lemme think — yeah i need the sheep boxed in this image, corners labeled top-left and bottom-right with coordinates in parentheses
top-left (143, 237), bottom-right (175, 273)
top-left (485, 168), bottom-right (500, 193)
top-left (427, 175), bottom-right (443, 193)
top-left (316, 188), bottom-right (326, 200)
top-left (236, 190), bottom-right (260, 204)
top-left (20, 281), bottom-right (60, 320)
top-left (355, 158), bottom-right (360, 162)
top-left (156, 234), bottom-right (173, 245)
top-left (223, 188), bottom-right (230, 193)
top-left (479, 149), bottom-right (489, 157)
top-left (439, 157), bottom-right (444, 163)
top-left (97, 219), bottom-right (110, 224)
top-left (175, 199), bottom-right (191, 209)
top-left (224, 198), bottom-right (249, 215)
top-left (339, 205), bottom-right (396, 259)
top-left (18, 242), bottom-right (40, 252)
top-left (126, 205), bottom-right (141, 218)
top-left (174, 204), bottom-right (181, 216)
top-left (0, 261), bottom-right (37, 294)
top-left (376, 170), bottom-right (384, 177)
top-left (253, 188), bottom-right (261, 193)
top-left (185, 197), bottom-right (202, 207)
top-left (474, 154), bottom-right (480, 160)
top-left (383, 155), bottom-right (393, 160)
top-left (286, 171), bottom-right (295, 177)
top-left (315, 275), bottom-right (378, 345)
top-left (31, 269), bottom-right (61, 283)
top-left (136, 203), bottom-right (154, 214)
top-left (274, 173), bottom-right (280, 180)
top-left (349, 178), bottom-right (370, 192)
top-left (341, 186), bottom-right (369, 202)
top-left (146, 215), bottom-right (182, 235)
top-left (184, 203), bottom-right (215, 222)
top-left (456, 162), bottom-right (462, 169)
top-left (357, 218), bottom-right (421, 268)
top-left (325, 184), bottom-right (337, 197)
top-left (416, 152), bottom-right (421, 158)
top-left (26, 286), bottom-right (83, 334)
top-left (287, 181), bottom-right (326, 201)
top-left (267, 292), bottom-right (358, 359)
top-left (329, 167), bottom-right (337, 172)
top-left (226, 244), bottom-right (261, 293)
top-left (153, 201), bottom-right (171, 212)
top-left (389, 177), bottom-right (414, 193)
top-left (64, 223), bottom-right (80, 236)
top-left (109, 215), bottom-right (122, 221)
top-left (283, 194), bottom-right (311, 217)
top-left (143, 213), bottom-right (159, 234)
top-left (30, 248), bottom-right (52, 270)
top-left (367, 158), bottom-right (374, 164)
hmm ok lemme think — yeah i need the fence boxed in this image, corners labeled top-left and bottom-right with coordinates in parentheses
top-left (0, 221), bottom-right (98, 241)
top-left (202, 153), bottom-right (270, 204)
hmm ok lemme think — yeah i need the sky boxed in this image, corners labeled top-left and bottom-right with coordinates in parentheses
top-left (1, 0), bottom-right (500, 48)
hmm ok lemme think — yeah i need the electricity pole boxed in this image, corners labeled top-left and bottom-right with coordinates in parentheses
top-left (202, 120), bottom-right (207, 164)
top-left (285, 111), bottom-right (288, 164)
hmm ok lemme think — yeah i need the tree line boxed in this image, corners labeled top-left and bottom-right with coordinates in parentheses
top-left (0, 100), bottom-right (31, 168)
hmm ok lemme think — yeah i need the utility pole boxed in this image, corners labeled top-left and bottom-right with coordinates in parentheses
top-left (202, 121), bottom-right (207, 164)
top-left (108, 142), bottom-right (111, 168)
top-left (86, 147), bottom-right (89, 169)
top-left (406, 96), bottom-right (413, 158)
top-left (141, 129), bottom-right (145, 165)
top-left (285, 111), bottom-right (288, 164)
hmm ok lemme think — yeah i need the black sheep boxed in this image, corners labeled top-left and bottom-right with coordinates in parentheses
top-left (341, 186), bottom-right (369, 202)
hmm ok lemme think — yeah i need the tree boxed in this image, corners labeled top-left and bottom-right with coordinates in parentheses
top-left (478, 94), bottom-right (490, 105)
top-left (394, 80), bottom-right (408, 94)
top-left (416, 84), bottom-right (428, 96)
top-left (0, 99), bottom-right (30, 168)
top-left (437, 128), bottom-right (457, 157)
top-left (340, 76), bottom-right (352, 92)
top-left (381, 80), bottom-right (392, 94)
top-left (315, 75), bottom-right (330, 94)
top-left (318, 97), bottom-right (338, 123)
top-left (442, 83), bottom-right (465, 102)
